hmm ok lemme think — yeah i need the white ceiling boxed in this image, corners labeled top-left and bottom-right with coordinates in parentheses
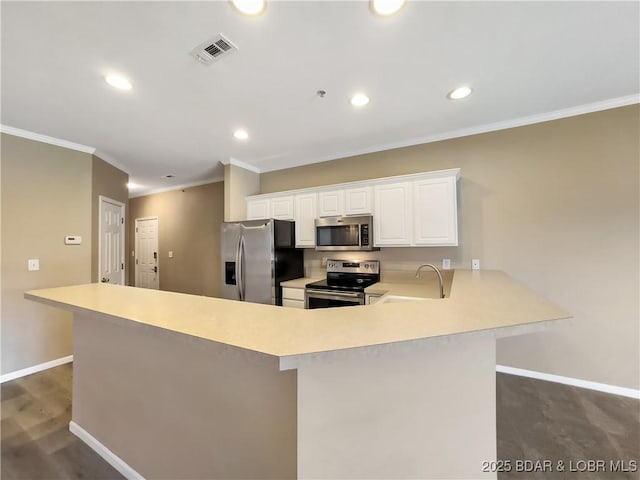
top-left (2, 1), bottom-right (638, 197)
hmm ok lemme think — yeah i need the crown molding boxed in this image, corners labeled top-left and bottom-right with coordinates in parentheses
top-left (129, 177), bottom-right (224, 199)
top-left (0, 124), bottom-right (96, 154)
top-left (220, 157), bottom-right (261, 174)
top-left (93, 150), bottom-right (132, 175)
top-left (258, 94), bottom-right (640, 173)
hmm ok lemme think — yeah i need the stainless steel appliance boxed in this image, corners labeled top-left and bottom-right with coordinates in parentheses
top-left (305, 259), bottom-right (380, 309)
top-left (315, 215), bottom-right (378, 251)
top-left (221, 219), bottom-right (303, 306)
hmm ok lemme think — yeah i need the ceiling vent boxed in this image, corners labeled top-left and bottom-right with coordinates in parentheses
top-left (190, 34), bottom-right (238, 66)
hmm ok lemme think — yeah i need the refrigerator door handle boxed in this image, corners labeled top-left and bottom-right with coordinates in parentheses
top-left (238, 234), bottom-right (246, 301)
top-left (235, 234), bottom-right (243, 301)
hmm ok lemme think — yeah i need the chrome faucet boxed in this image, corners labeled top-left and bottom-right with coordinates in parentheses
top-left (415, 264), bottom-right (445, 299)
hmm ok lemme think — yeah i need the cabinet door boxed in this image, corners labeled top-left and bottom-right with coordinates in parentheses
top-left (413, 176), bottom-right (458, 246)
top-left (373, 182), bottom-right (413, 246)
top-left (344, 186), bottom-right (373, 215)
top-left (270, 196), bottom-right (294, 220)
top-left (246, 198), bottom-right (270, 220)
top-left (318, 190), bottom-right (344, 217)
top-left (294, 193), bottom-right (317, 247)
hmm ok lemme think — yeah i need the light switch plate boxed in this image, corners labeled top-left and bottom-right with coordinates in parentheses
top-left (168, 251), bottom-right (174, 258)
top-left (472, 259), bottom-right (480, 270)
top-left (28, 259), bottom-right (40, 271)
top-left (442, 258), bottom-right (451, 270)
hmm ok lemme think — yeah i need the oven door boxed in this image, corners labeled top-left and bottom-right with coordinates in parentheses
top-left (305, 289), bottom-right (365, 309)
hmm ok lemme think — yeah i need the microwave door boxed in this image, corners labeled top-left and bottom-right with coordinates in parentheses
top-left (316, 225), bottom-right (359, 248)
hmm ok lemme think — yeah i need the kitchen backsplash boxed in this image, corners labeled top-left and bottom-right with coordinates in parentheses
top-left (303, 247), bottom-right (463, 281)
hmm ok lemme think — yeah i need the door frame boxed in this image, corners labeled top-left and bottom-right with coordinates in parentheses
top-left (98, 195), bottom-right (126, 284)
top-left (134, 216), bottom-right (159, 288)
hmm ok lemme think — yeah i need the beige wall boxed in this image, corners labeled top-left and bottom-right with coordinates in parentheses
top-left (261, 105), bottom-right (640, 390)
top-left (1, 134), bottom-right (92, 374)
top-left (129, 182), bottom-right (224, 297)
top-left (91, 155), bottom-right (129, 283)
top-left (73, 311), bottom-right (297, 479)
top-left (224, 164), bottom-right (259, 221)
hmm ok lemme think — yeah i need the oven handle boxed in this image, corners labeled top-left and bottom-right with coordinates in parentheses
top-left (305, 289), bottom-right (364, 301)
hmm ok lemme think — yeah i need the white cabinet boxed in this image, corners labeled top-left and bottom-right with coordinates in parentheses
top-left (344, 186), bottom-right (373, 215)
top-left (246, 198), bottom-right (270, 220)
top-left (374, 181), bottom-right (413, 246)
top-left (247, 196), bottom-right (294, 221)
top-left (318, 190), bottom-right (344, 217)
top-left (282, 287), bottom-right (305, 309)
top-left (270, 196), bottom-right (294, 220)
top-left (246, 168), bottom-right (459, 248)
top-left (294, 193), bottom-right (317, 247)
top-left (413, 175), bottom-right (458, 246)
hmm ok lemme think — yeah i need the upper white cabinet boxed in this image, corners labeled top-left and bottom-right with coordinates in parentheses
top-left (318, 190), bottom-right (344, 217)
top-left (344, 186), bottom-right (373, 215)
top-left (374, 181), bottom-right (413, 246)
top-left (270, 195), bottom-right (294, 220)
top-left (246, 198), bottom-right (270, 220)
top-left (246, 195), bottom-right (295, 221)
top-left (413, 175), bottom-right (458, 246)
top-left (246, 168), bottom-right (460, 248)
top-left (294, 193), bottom-right (317, 247)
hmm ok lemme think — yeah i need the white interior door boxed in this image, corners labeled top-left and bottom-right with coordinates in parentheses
top-left (99, 196), bottom-right (125, 285)
top-left (135, 217), bottom-right (159, 289)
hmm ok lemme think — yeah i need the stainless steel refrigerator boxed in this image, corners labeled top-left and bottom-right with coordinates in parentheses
top-left (221, 219), bottom-right (304, 305)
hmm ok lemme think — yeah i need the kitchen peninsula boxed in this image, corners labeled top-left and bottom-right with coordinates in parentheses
top-left (25, 270), bottom-right (569, 480)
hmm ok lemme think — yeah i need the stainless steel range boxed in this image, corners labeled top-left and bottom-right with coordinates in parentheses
top-left (305, 260), bottom-right (380, 309)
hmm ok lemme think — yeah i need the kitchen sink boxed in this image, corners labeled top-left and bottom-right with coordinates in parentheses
top-left (377, 295), bottom-right (430, 304)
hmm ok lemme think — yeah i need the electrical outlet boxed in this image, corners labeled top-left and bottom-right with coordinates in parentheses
top-left (28, 259), bottom-right (40, 271)
top-left (442, 258), bottom-right (451, 270)
top-left (472, 259), bottom-right (480, 270)
top-left (321, 257), bottom-right (328, 266)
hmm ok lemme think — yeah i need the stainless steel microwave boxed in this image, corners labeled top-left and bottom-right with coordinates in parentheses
top-left (315, 215), bottom-right (378, 251)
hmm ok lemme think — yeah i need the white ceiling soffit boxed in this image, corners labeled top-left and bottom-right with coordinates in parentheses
top-left (1, 1), bottom-right (638, 196)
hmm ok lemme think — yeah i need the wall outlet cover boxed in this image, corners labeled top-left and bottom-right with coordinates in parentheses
top-left (442, 258), bottom-right (451, 270)
top-left (28, 259), bottom-right (40, 271)
top-left (472, 259), bottom-right (480, 270)
top-left (64, 235), bottom-right (82, 245)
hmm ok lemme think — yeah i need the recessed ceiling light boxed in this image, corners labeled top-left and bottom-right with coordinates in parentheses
top-left (230, 0), bottom-right (266, 16)
top-left (105, 74), bottom-right (132, 91)
top-left (371, 0), bottom-right (406, 16)
top-left (233, 129), bottom-right (249, 140)
top-left (350, 93), bottom-right (371, 107)
top-left (126, 182), bottom-right (141, 189)
top-left (447, 86), bottom-right (473, 100)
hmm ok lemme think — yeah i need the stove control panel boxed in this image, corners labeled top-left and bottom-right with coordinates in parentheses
top-left (326, 259), bottom-right (380, 274)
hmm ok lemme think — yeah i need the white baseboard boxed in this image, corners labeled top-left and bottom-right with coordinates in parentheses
top-left (496, 365), bottom-right (640, 400)
top-left (69, 421), bottom-right (145, 480)
top-left (0, 355), bottom-right (74, 383)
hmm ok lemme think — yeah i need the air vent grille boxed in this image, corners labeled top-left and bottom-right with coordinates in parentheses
top-left (191, 34), bottom-right (238, 65)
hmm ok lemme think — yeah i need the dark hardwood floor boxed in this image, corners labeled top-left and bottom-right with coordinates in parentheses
top-left (1, 364), bottom-right (638, 479)
top-left (497, 374), bottom-right (639, 480)
top-left (1, 364), bottom-right (123, 480)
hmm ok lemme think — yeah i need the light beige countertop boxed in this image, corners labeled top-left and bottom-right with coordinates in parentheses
top-left (26, 270), bottom-right (569, 362)
top-left (280, 277), bottom-right (323, 289)
top-left (366, 269), bottom-right (455, 300)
